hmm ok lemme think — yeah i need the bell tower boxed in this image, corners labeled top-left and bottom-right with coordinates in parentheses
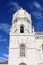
top-left (10, 8), bottom-right (34, 35)
top-left (8, 8), bottom-right (35, 65)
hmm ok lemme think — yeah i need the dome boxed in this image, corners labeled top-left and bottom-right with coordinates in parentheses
top-left (13, 8), bottom-right (31, 21)
top-left (17, 8), bottom-right (31, 21)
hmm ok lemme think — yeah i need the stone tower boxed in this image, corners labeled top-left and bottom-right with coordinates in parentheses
top-left (8, 8), bottom-right (43, 65)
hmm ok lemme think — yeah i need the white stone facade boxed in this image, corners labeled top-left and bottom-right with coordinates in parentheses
top-left (8, 8), bottom-right (43, 65)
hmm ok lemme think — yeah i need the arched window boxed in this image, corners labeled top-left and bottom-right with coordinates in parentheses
top-left (20, 25), bottom-right (24, 33)
top-left (20, 44), bottom-right (25, 57)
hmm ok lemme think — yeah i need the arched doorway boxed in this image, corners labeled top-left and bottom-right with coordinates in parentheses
top-left (19, 63), bottom-right (26, 65)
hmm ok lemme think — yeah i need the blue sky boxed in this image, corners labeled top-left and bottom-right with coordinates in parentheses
top-left (0, 0), bottom-right (43, 63)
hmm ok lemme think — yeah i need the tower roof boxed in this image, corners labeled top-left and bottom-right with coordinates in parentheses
top-left (13, 8), bottom-right (31, 22)
top-left (17, 8), bottom-right (31, 18)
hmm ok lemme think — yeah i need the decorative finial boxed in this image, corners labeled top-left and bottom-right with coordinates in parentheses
top-left (21, 8), bottom-right (23, 10)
